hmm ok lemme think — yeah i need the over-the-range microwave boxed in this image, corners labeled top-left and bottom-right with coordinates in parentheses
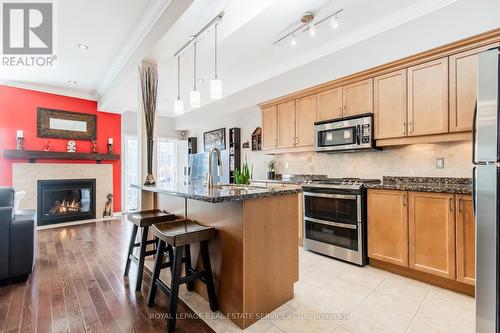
top-left (314, 113), bottom-right (379, 153)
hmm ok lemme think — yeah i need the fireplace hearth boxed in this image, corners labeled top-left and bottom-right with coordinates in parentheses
top-left (37, 179), bottom-right (96, 226)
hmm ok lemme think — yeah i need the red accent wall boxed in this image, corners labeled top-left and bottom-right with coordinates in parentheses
top-left (0, 85), bottom-right (121, 212)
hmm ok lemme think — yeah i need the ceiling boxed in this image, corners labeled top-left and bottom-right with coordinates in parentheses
top-left (99, 0), bottom-right (466, 116)
top-left (3, 0), bottom-right (497, 123)
top-left (0, 0), bottom-right (159, 99)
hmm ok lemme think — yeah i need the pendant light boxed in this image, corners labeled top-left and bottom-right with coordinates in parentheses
top-left (174, 56), bottom-right (184, 115)
top-left (210, 24), bottom-right (222, 99)
top-left (190, 42), bottom-right (201, 108)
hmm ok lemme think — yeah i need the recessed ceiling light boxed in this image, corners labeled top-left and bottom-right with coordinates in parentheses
top-left (197, 78), bottom-right (205, 83)
top-left (78, 43), bottom-right (88, 50)
top-left (67, 80), bottom-right (78, 85)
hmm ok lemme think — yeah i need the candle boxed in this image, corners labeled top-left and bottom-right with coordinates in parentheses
top-left (108, 138), bottom-right (113, 144)
top-left (16, 130), bottom-right (23, 138)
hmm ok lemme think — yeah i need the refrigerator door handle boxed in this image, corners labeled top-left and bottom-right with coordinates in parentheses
top-left (472, 166), bottom-right (477, 218)
top-left (472, 102), bottom-right (478, 165)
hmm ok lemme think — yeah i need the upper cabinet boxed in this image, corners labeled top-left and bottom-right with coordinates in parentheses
top-left (295, 95), bottom-right (317, 147)
top-left (277, 100), bottom-right (297, 148)
top-left (262, 106), bottom-right (278, 149)
top-left (449, 43), bottom-right (499, 132)
top-left (374, 70), bottom-right (407, 139)
top-left (342, 78), bottom-right (373, 117)
top-left (407, 58), bottom-right (449, 137)
top-left (317, 88), bottom-right (342, 121)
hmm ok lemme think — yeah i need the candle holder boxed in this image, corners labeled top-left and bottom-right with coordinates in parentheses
top-left (16, 137), bottom-right (24, 150)
top-left (107, 143), bottom-right (113, 154)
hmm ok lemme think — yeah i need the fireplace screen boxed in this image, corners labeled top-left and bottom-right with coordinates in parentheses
top-left (37, 179), bottom-right (96, 226)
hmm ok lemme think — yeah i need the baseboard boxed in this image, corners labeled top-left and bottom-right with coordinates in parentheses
top-left (37, 213), bottom-right (122, 230)
top-left (370, 258), bottom-right (475, 297)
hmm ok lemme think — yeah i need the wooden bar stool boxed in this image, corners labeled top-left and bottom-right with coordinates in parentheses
top-left (148, 219), bottom-right (218, 333)
top-left (124, 209), bottom-right (176, 291)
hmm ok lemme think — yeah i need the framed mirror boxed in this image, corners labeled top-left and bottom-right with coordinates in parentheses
top-left (37, 108), bottom-right (97, 140)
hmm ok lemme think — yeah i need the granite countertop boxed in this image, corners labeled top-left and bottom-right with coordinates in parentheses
top-left (252, 174), bottom-right (327, 185)
top-left (131, 182), bottom-right (302, 203)
top-left (365, 176), bottom-right (472, 194)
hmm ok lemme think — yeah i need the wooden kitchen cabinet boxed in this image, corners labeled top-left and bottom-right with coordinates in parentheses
top-left (449, 44), bottom-right (498, 132)
top-left (408, 191), bottom-right (456, 279)
top-left (374, 70), bottom-right (407, 139)
top-left (342, 78), bottom-right (373, 117)
top-left (455, 195), bottom-right (475, 285)
top-left (295, 94), bottom-right (317, 147)
top-left (407, 58), bottom-right (449, 136)
top-left (262, 106), bottom-right (278, 149)
top-left (368, 189), bottom-right (409, 267)
top-left (277, 100), bottom-right (296, 148)
top-left (317, 88), bottom-right (342, 121)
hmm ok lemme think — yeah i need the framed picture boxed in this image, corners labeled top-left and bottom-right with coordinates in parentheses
top-left (37, 108), bottom-right (97, 140)
top-left (203, 128), bottom-right (226, 152)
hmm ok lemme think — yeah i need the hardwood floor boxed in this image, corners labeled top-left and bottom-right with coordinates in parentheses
top-left (0, 219), bottom-right (215, 333)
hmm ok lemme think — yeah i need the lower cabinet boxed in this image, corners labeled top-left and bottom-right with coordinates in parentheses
top-left (456, 195), bottom-right (475, 285)
top-left (408, 192), bottom-right (456, 279)
top-left (368, 190), bottom-right (474, 286)
top-left (367, 190), bottom-right (408, 267)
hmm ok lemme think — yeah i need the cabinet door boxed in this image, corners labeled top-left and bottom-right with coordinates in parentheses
top-left (342, 78), bottom-right (373, 117)
top-left (368, 190), bottom-right (409, 267)
top-left (456, 195), bottom-right (475, 285)
top-left (277, 100), bottom-right (296, 148)
top-left (407, 58), bottom-right (449, 136)
top-left (317, 88), bottom-right (342, 121)
top-left (449, 44), bottom-right (498, 132)
top-left (408, 192), bottom-right (456, 279)
top-left (374, 70), bottom-right (407, 139)
top-left (262, 106), bottom-right (278, 149)
top-left (295, 95), bottom-right (316, 147)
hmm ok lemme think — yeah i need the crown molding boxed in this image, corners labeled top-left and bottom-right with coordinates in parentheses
top-left (0, 78), bottom-right (96, 101)
top-left (95, 0), bottom-right (174, 99)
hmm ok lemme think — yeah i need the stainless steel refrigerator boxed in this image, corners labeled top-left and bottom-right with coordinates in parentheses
top-left (474, 46), bottom-right (499, 333)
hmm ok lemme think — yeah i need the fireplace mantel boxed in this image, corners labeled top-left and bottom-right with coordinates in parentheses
top-left (3, 149), bottom-right (120, 164)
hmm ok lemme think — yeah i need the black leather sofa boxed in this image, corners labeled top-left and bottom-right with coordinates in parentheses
top-left (0, 187), bottom-right (36, 284)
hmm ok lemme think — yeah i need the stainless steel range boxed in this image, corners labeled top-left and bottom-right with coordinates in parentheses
top-left (302, 178), bottom-right (380, 265)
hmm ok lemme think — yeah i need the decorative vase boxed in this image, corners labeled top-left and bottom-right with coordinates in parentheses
top-left (267, 171), bottom-right (276, 180)
top-left (144, 137), bottom-right (156, 185)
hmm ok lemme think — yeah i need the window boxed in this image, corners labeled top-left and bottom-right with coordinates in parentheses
top-left (123, 134), bottom-right (139, 211)
top-left (157, 138), bottom-right (177, 184)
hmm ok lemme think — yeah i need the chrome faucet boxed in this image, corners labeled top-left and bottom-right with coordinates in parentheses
top-left (207, 147), bottom-right (222, 189)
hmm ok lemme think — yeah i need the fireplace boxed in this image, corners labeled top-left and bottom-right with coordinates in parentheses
top-left (37, 179), bottom-right (96, 226)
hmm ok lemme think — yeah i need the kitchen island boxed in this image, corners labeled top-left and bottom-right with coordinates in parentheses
top-left (132, 182), bottom-right (301, 329)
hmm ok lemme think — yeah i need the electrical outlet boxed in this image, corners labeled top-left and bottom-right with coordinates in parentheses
top-left (436, 158), bottom-right (444, 169)
top-left (284, 162), bottom-right (289, 169)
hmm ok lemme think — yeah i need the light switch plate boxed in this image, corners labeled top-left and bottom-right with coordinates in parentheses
top-left (436, 158), bottom-right (444, 169)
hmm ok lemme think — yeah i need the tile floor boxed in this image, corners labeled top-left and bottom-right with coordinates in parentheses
top-left (149, 248), bottom-right (475, 333)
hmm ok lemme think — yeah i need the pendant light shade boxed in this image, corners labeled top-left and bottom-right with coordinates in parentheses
top-left (190, 42), bottom-right (201, 108)
top-left (174, 99), bottom-right (184, 115)
top-left (174, 56), bottom-right (184, 115)
top-left (210, 24), bottom-right (222, 99)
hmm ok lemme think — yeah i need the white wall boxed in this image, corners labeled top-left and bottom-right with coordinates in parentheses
top-left (185, 106), bottom-right (271, 180)
top-left (122, 111), bottom-right (183, 139)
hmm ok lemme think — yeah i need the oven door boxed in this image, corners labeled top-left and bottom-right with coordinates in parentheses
top-left (303, 189), bottom-right (360, 225)
top-left (304, 217), bottom-right (359, 250)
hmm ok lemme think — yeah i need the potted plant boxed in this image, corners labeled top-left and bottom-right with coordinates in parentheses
top-left (235, 158), bottom-right (252, 185)
top-left (267, 159), bottom-right (277, 180)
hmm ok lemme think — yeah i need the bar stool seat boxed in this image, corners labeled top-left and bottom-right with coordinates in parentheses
top-left (148, 219), bottom-right (218, 333)
top-left (124, 209), bottom-right (176, 291)
top-left (152, 219), bottom-right (216, 247)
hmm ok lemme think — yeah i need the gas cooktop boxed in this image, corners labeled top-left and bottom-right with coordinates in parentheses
top-left (303, 177), bottom-right (381, 189)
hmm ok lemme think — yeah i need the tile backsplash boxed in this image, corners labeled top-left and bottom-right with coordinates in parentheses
top-left (274, 141), bottom-right (472, 179)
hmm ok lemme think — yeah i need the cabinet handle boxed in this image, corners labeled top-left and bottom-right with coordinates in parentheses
top-left (449, 198), bottom-right (454, 211)
top-left (403, 193), bottom-right (407, 206)
top-left (408, 122), bottom-right (413, 133)
top-left (339, 107), bottom-right (342, 118)
top-left (402, 123), bottom-right (406, 134)
top-left (458, 198), bottom-right (462, 212)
